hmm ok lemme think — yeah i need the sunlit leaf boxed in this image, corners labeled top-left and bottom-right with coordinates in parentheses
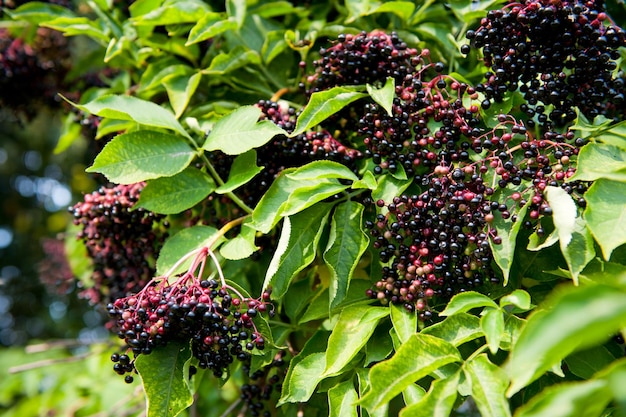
top-left (86, 131), bottom-right (195, 184)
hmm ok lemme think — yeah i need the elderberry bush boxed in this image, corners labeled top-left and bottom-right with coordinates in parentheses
top-left (70, 183), bottom-right (168, 305)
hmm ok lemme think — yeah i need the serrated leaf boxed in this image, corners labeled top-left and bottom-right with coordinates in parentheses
top-left (565, 346), bottom-right (617, 379)
top-left (464, 354), bottom-right (512, 417)
top-left (220, 223), bottom-right (259, 261)
top-left (481, 308), bottom-right (505, 354)
top-left (500, 289), bottom-right (532, 311)
top-left (360, 334), bottom-right (462, 411)
top-left (328, 380), bottom-right (359, 417)
top-left (42, 17), bottom-right (109, 43)
top-left (204, 47), bottom-right (261, 75)
top-left (560, 217), bottom-right (595, 284)
top-left (156, 226), bottom-right (222, 277)
top-left (545, 186), bottom-right (577, 246)
top-left (390, 303), bottom-right (417, 345)
top-left (263, 204), bottom-right (330, 298)
top-left (399, 372), bottom-right (461, 417)
top-left (568, 143), bottom-right (626, 182)
top-left (323, 305), bottom-right (389, 377)
top-left (421, 313), bottom-right (483, 347)
top-left (5, 1), bottom-right (76, 24)
top-left (291, 87), bottom-right (367, 136)
top-left (72, 94), bottom-right (190, 138)
top-left (135, 342), bottom-right (193, 417)
top-left (135, 167), bottom-right (215, 214)
top-left (279, 331), bottom-right (330, 405)
top-left (367, 77), bottom-right (395, 116)
top-left (514, 379), bottom-right (610, 417)
top-left (367, 1), bottom-right (416, 21)
top-left (251, 162), bottom-right (355, 234)
top-left (164, 72), bottom-right (202, 118)
top-left (86, 131), bottom-right (195, 184)
top-left (584, 179), bottom-right (626, 260)
top-left (506, 284), bottom-right (626, 396)
top-left (490, 197), bottom-right (529, 285)
top-left (215, 151), bottom-right (263, 194)
top-left (187, 12), bottom-right (237, 45)
top-left (323, 201), bottom-right (369, 309)
top-left (226, 0), bottom-right (246, 28)
top-left (131, 0), bottom-right (210, 25)
top-left (202, 105), bottom-right (285, 155)
top-left (439, 291), bottom-right (498, 316)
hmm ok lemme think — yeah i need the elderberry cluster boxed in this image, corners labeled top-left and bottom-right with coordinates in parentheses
top-left (0, 26), bottom-right (70, 116)
top-left (304, 30), bottom-right (422, 95)
top-left (465, 0), bottom-right (626, 125)
top-left (108, 274), bottom-right (272, 382)
top-left (240, 350), bottom-right (288, 417)
top-left (69, 183), bottom-right (168, 305)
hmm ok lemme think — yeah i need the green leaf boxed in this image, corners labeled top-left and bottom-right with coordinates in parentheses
top-left (584, 179), bottom-right (626, 260)
top-left (251, 162), bottom-right (355, 233)
top-left (135, 167), bottom-right (215, 214)
top-left (371, 173), bottom-right (411, 210)
top-left (544, 186), bottom-right (577, 247)
top-left (352, 170), bottom-right (378, 190)
top-left (5, 2), bottom-right (75, 24)
top-left (439, 291), bottom-right (498, 316)
top-left (135, 341), bottom-right (193, 417)
top-left (360, 334), bottom-right (462, 411)
top-left (506, 284), bottom-right (626, 396)
top-left (156, 226), bottom-right (222, 277)
top-left (42, 17), bottom-right (109, 43)
top-left (323, 305), bottom-right (389, 377)
top-left (357, 369), bottom-right (389, 417)
top-left (72, 94), bottom-right (190, 139)
top-left (187, 13), bottom-right (238, 45)
top-left (480, 308), bottom-right (505, 354)
top-left (204, 47), bottom-right (261, 75)
top-left (402, 383), bottom-right (426, 406)
top-left (399, 372), bottom-right (460, 417)
top-left (291, 87), bottom-right (368, 136)
top-left (560, 217), bottom-right (595, 284)
top-left (263, 204), bottom-right (330, 298)
top-left (500, 289), bottom-right (532, 311)
top-left (543, 187), bottom-right (594, 282)
top-left (368, 1), bottom-right (416, 21)
top-left (262, 30), bottom-right (289, 64)
top-left (365, 324), bottom-right (395, 365)
top-left (164, 72), bottom-right (202, 118)
top-left (421, 313), bottom-right (483, 347)
top-left (366, 77), bottom-right (395, 116)
top-left (86, 131), bottom-right (195, 184)
top-left (279, 331), bottom-right (330, 405)
top-left (390, 303), bottom-right (417, 345)
top-left (323, 201), bottom-right (369, 309)
top-left (514, 379), bottom-right (610, 417)
top-left (464, 354), bottom-right (512, 417)
top-left (202, 105), bottom-right (285, 155)
top-left (490, 197), bottom-right (529, 285)
top-left (219, 223), bottom-right (259, 261)
top-left (328, 380), bottom-right (359, 417)
top-left (565, 346), bottom-right (617, 379)
top-left (215, 150), bottom-right (263, 193)
top-left (131, 0), bottom-right (210, 25)
top-left (568, 143), bottom-right (626, 182)
top-left (226, 0), bottom-right (246, 28)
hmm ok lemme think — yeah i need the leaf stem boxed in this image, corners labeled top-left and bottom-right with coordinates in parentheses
top-left (200, 153), bottom-right (254, 214)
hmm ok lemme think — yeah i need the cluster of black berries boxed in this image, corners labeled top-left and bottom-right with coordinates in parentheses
top-left (0, 27), bottom-right (70, 116)
top-left (304, 30), bottom-right (422, 95)
top-left (108, 268), bottom-right (273, 382)
top-left (209, 99), bottom-right (361, 207)
top-left (69, 183), bottom-right (168, 305)
top-left (465, 0), bottom-right (626, 124)
top-left (240, 350), bottom-right (288, 417)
